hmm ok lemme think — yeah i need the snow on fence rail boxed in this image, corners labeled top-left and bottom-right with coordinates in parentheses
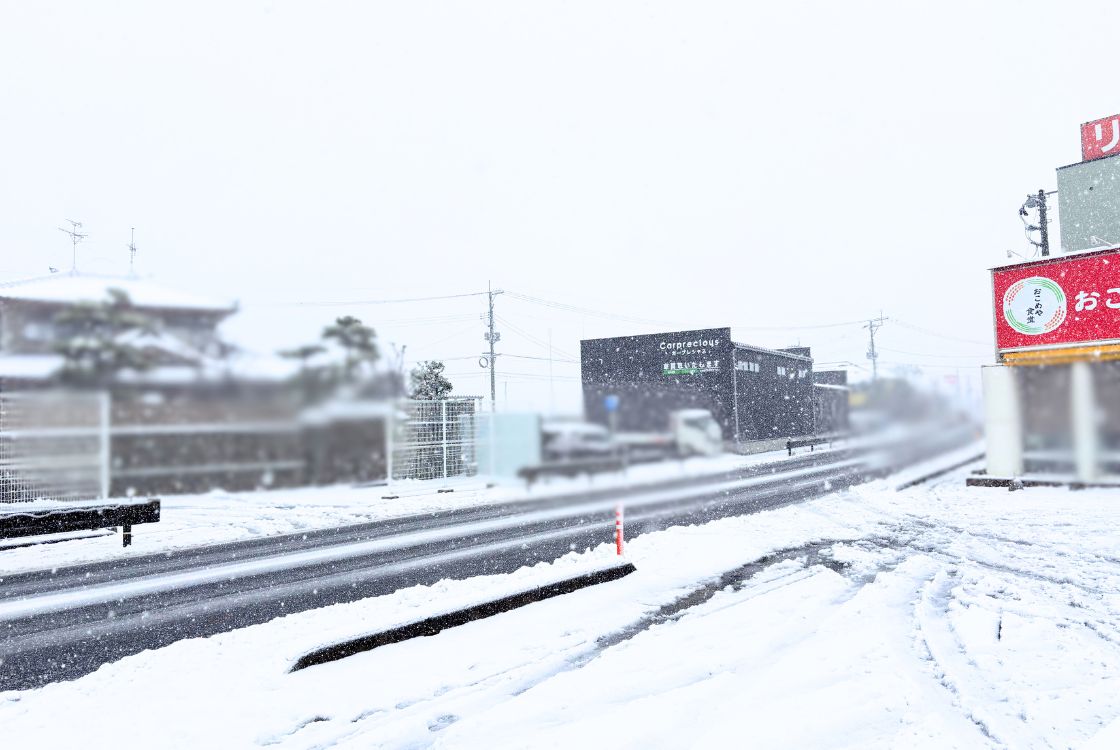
top-left (0, 390), bottom-right (109, 503)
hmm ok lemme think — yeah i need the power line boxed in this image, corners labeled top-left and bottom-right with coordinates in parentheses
top-left (405, 323), bottom-right (482, 354)
top-left (445, 370), bottom-right (580, 381)
top-left (502, 353), bottom-right (578, 364)
top-left (877, 346), bottom-right (990, 361)
top-left (731, 318), bottom-right (878, 331)
top-left (408, 352), bottom-right (577, 365)
top-left (877, 360), bottom-right (986, 370)
top-left (814, 360), bottom-right (870, 372)
top-left (892, 320), bottom-right (991, 347)
top-left (508, 290), bottom-right (876, 332)
top-left (496, 315), bottom-right (578, 360)
top-left (506, 291), bottom-right (676, 327)
top-left (264, 291), bottom-right (492, 308)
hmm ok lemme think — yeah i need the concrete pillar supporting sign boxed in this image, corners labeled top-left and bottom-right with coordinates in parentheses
top-left (1070, 361), bottom-right (1100, 483)
top-left (982, 365), bottom-right (1023, 477)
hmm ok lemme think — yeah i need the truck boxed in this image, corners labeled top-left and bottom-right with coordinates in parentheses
top-left (542, 408), bottom-right (723, 463)
top-left (614, 408), bottom-right (724, 460)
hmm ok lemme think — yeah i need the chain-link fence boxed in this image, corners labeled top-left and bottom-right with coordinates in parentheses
top-left (390, 398), bottom-right (481, 481)
top-left (0, 390), bottom-right (109, 503)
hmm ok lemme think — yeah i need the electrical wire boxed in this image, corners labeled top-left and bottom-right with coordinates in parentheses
top-left (891, 319), bottom-right (991, 347)
top-left (502, 353), bottom-right (579, 364)
top-left (877, 346), bottom-right (991, 360)
top-left (877, 360), bottom-right (984, 370)
top-left (405, 323), bottom-right (482, 353)
top-left (495, 315), bottom-right (578, 361)
top-left (508, 290), bottom-right (880, 332)
top-left (261, 291), bottom-right (492, 308)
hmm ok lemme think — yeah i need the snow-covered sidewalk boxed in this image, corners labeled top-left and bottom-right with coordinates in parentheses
top-left (2, 458), bottom-right (1116, 749)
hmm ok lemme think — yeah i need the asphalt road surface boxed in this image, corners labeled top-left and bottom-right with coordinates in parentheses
top-left (0, 423), bottom-right (977, 690)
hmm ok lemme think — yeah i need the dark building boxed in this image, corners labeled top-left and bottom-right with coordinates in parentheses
top-left (580, 327), bottom-right (819, 442)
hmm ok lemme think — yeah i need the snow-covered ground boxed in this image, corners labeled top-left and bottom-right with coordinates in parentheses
top-left (0, 447), bottom-right (826, 575)
top-left (2, 453), bottom-right (1116, 749)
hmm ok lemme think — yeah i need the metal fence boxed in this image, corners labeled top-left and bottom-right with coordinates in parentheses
top-left (0, 390), bottom-right (109, 503)
top-left (390, 398), bottom-right (482, 481)
top-left (1, 391), bottom-right (483, 501)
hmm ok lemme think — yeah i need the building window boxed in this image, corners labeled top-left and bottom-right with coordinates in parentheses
top-left (21, 321), bottom-right (50, 341)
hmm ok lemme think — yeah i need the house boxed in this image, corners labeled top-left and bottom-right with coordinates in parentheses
top-left (0, 272), bottom-right (240, 387)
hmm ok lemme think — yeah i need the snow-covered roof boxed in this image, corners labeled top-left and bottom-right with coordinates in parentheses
top-left (0, 273), bottom-right (236, 313)
top-left (0, 348), bottom-right (298, 385)
top-left (0, 354), bottom-right (64, 379)
top-left (117, 328), bottom-right (206, 362)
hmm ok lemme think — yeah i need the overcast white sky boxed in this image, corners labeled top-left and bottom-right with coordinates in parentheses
top-left (2, 1), bottom-right (1117, 411)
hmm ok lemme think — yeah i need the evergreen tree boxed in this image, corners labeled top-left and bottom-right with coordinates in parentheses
top-left (321, 316), bottom-right (379, 382)
top-left (278, 344), bottom-right (330, 404)
top-left (53, 288), bottom-right (157, 387)
top-left (409, 360), bottom-right (453, 400)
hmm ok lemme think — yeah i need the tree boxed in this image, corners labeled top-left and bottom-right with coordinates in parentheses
top-left (279, 344), bottom-right (326, 364)
top-left (278, 344), bottom-right (329, 404)
top-left (53, 289), bottom-right (157, 387)
top-left (322, 316), bottom-right (379, 382)
top-left (409, 360), bottom-right (453, 400)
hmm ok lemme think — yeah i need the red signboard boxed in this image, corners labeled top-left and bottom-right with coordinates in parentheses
top-left (1081, 114), bottom-right (1120, 162)
top-left (992, 248), bottom-right (1120, 352)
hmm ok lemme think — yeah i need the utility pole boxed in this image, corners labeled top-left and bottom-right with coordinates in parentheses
top-left (391, 343), bottom-right (407, 397)
top-left (128, 227), bottom-right (137, 276)
top-left (1037, 189), bottom-right (1050, 257)
top-left (548, 328), bottom-right (555, 415)
top-left (1020, 189), bottom-right (1055, 257)
top-left (482, 283), bottom-right (503, 412)
top-left (58, 219), bottom-right (87, 273)
top-left (865, 314), bottom-right (887, 382)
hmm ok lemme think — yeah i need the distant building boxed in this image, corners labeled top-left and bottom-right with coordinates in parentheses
top-left (0, 272), bottom-right (310, 495)
top-left (0, 272), bottom-right (290, 387)
top-left (580, 327), bottom-right (823, 442)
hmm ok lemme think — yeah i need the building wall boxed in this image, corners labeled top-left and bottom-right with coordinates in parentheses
top-left (731, 345), bottom-right (815, 440)
top-left (1057, 153), bottom-right (1120, 253)
top-left (581, 328), bottom-right (734, 435)
top-left (580, 327), bottom-right (817, 442)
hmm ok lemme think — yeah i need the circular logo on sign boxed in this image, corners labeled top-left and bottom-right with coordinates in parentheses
top-left (1003, 276), bottom-right (1066, 335)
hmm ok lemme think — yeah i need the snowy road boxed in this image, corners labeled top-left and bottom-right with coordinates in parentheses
top-left (0, 425), bottom-right (975, 689)
top-left (1, 459), bottom-right (1116, 749)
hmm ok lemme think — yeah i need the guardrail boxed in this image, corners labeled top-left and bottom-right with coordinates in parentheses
top-left (786, 434), bottom-right (839, 456)
top-left (0, 498), bottom-right (160, 547)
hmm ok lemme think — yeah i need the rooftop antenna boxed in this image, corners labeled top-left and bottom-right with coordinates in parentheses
top-left (58, 219), bottom-right (87, 273)
top-left (129, 227), bottom-right (137, 276)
